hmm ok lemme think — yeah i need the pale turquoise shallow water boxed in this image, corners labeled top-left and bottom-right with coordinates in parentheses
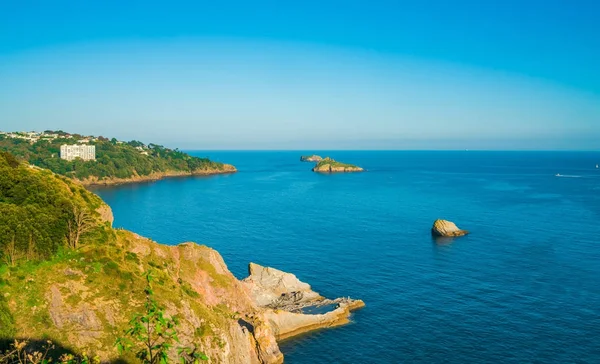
top-left (93, 151), bottom-right (600, 363)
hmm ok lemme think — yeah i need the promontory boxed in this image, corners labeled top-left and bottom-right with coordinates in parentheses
top-left (312, 157), bottom-right (364, 173)
top-left (0, 151), bottom-right (363, 363)
top-left (0, 130), bottom-right (236, 186)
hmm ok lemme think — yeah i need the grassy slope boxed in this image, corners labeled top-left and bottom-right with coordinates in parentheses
top-left (0, 230), bottom-right (238, 360)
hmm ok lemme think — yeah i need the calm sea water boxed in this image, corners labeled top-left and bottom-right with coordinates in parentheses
top-left (93, 151), bottom-right (600, 363)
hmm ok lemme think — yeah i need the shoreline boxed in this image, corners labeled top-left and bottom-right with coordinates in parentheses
top-left (79, 164), bottom-right (237, 187)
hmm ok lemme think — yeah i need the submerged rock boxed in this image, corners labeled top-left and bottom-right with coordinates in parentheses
top-left (431, 219), bottom-right (469, 237)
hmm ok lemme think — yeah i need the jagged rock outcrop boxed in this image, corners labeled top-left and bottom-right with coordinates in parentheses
top-left (312, 157), bottom-right (364, 173)
top-left (431, 219), bottom-right (469, 237)
top-left (300, 155), bottom-right (323, 162)
top-left (95, 204), bottom-right (114, 226)
top-left (242, 263), bottom-right (365, 340)
top-left (242, 263), bottom-right (322, 307)
top-left (4, 232), bottom-right (284, 364)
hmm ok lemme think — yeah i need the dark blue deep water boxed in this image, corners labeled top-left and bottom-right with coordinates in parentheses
top-left (93, 151), bottom-right (600, 363)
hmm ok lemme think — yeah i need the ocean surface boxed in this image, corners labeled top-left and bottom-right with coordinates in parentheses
top-left (92, 151), bottom-right (600, 363)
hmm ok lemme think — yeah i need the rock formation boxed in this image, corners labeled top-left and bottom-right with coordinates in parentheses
top-left (312, 157), bottom-right (364, 173)
top-left (431, 219), bottom-right (469, 237)
top-left (300, 155), bottom-right (323, 162)
top-left (242, 263), bottom-right (365, 340)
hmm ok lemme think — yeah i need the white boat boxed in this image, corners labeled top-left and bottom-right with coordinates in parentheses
top-left (555, 173), bottom-right (561, 177)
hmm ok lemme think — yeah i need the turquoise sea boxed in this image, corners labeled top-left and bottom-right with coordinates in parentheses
top-left (93, 151), bottom-right (600, 363)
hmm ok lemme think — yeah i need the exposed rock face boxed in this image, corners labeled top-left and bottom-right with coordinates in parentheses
top-left (431, 219), bottom-right (469, 237)
top-left (242, 263), bottom-right (365, 340)
top-left (300, 155), bottom-right (323, 162)
top-left (242, 263), bottom-right (322, 307)
top-left (95, 204), bottom-right (114, 226)
top-left (5, 232), bottom-right (283, 364)
top-left (5, 234), bottom-right (364, 363)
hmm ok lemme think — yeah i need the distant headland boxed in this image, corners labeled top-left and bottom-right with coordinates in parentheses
top-left (0, 130), bottom-right (236, 186)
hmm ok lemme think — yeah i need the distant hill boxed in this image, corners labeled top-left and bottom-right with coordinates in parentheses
top-left (0, 131), bottom-right (235, 185)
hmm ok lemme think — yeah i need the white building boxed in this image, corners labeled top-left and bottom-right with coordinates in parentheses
top-left (60, 144), bottom-right (96, 161)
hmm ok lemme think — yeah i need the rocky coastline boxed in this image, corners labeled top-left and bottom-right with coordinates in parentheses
top-left (78, 164), bottom-right (237, 187)
top-left (242, 263), bottom-right (364, 340)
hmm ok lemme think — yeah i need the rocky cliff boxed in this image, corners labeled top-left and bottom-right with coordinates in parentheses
top-left (2, 235), bottom-right (364, 363)
top-left (312, 158), bottom-right (364, 173)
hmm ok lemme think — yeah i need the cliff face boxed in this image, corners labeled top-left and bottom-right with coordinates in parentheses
top-left (2, 231), bottom-right (282, 363)
top-left (2, 231), bottom-right (363, 363)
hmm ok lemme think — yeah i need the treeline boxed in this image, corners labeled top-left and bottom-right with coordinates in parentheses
top-left (0, 152), bottom-right (107, 264)
top-left (0, 133), bottom-right (226, 181)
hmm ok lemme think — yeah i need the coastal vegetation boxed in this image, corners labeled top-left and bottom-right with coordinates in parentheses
top-left (0, 131), bottom-right (234, 185)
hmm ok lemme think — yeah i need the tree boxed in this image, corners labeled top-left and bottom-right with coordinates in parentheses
top-left (66, 204), bottom-right (94, 249)
top-left (2, 236), bottom-right (19, 267)
top-left (116, 271), bottom-right (207, 364)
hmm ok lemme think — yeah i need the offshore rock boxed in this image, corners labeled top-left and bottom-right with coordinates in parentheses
top-left (431, 219), bottom-right (469, 237)
top-left (312, 157), bottom-right (364, 173)
top-left (300, 155), bottom-right (323, 162)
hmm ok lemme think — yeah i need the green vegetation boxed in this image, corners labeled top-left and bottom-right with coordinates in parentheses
top-left (116, 271), bottom-right (208, 363)
top-left (0, 151), bottom-right (237, 362)
top-left (0, 152), bottom-right (108, 264)
top-left (0, 131), bottom-right (230, 182)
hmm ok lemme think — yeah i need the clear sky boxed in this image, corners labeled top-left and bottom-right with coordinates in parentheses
top-left (1, 1), bottom-right (599, 150)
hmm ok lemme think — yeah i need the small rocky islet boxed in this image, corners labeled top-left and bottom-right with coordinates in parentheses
top-left (301, 155), bottom-right (364, 173)
top-left (312, 157), bottom-right (364, 173)
top-left (431, 219), bottom-right (469, 237)
top-left (300, 155), bottom-right (323, 162)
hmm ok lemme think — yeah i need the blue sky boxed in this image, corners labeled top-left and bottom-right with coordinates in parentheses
top-left (1, 1), bottom-right (599, 150)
